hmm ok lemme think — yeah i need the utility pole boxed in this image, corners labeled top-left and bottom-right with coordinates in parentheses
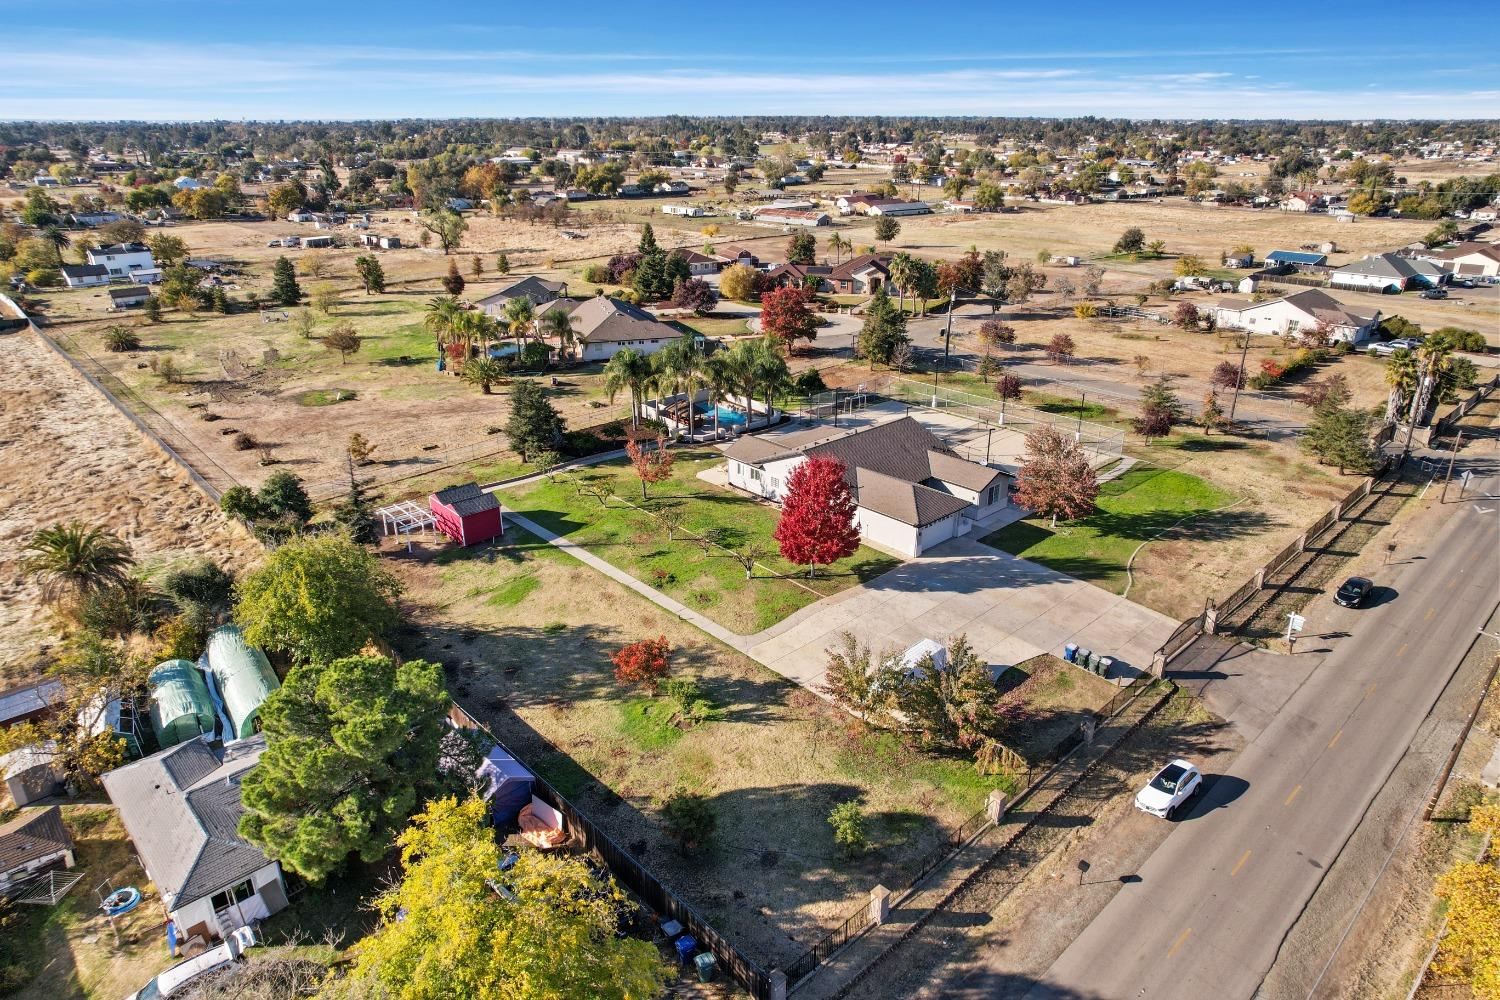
top-left (943, 288), bottom-right (957, 363)
top-left (1228, 332), bottom-right (1251, 421)
top-left (1077, 391), bottom-right (1087, 434)
top-left (1440, 430), bottom-right (1464, 502)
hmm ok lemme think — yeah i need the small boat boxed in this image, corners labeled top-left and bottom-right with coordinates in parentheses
top-left (101, 886), bottom-right (142, 916)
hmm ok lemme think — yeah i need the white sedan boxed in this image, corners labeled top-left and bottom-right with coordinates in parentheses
top-left (1135, 759), bottom-right (1204, 819)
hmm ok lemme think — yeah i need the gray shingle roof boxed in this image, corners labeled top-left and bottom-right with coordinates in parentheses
top-left (0, 806), bottom-right (72, 873)
top-left (101, 735), bottom-right (270, 911)
top-left (567, 296), bottom-right (683, 345)
top-left (851, 468), bottom-right (972, 527)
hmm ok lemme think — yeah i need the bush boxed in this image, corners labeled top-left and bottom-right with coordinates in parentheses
top-left (160, 559), bottom-right (235, 610)
top-left (103, 326), bottom-right (142, 352)
top-left (1436, 327), bottom-right (1490, 354)
top-left (662, 790), bottom-right (717, 854)
top-left (660, 676), bottom-right (714, 726)
top-left (793, 368), bottom-right (827, 396)
top-left (612, 635), bottom-right (671, 692)
top-left (828, 801), bottom-right (868, 858)
top-left (582, 263), bottom-right (610, 284)
top-left (232, 431), bottom-right (258, 451)
top-left (25, 267), bottom-right (61, 287)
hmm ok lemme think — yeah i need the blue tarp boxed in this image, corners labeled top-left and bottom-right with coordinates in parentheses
top-left (477, 746), bottom-right (534, 825)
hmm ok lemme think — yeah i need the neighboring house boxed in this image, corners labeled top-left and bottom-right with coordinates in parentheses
top-left (721, 416), bottom-right (1011, 558)
top-left (101, 735), bottom-right (289, 944)
top-left (826, 252), bottom-right (892, 295)
top-left (1470, 204), bottom-right (1500, 223)
top-left (654, 181), bottom-right (691, 195)
top-left (716, 245), bottom-right (764, 269)
top-left (1211, 288), bottom-right (1380, 344)
top-left (864, 199), bottom-right (932, 217)
top-left (660, 204), bottom-right (706, 217)
top-left (564, 296), bottom-right (684, 362)
top-left (475, 275), bottom-right (569, 318)
top-left (751, 207), bottom-right (830, 227)
top-left (1419, 241), bottom-right (1500, 278)
top-left (108, 286), bottom-right (151, 310)
top-left (765, 263), bottom-right (834, 290)
top-left (1330, 252), bottom-right (1441, 293)
top-left (68, 211), bottom-right (123, 228)
top-left (1281, 191), bottom-right (1325, 212)
top-left (60, 264), bottom-right (111, 288)
top-left (0, 807), bottom-right (75, 893)
top-left (130, 267), bottom-right (164, 286)
top-left (945, 200), bottom-right (978, 213)
top-left (299, 235), bottom-right (333, 249)
top-left (1264, 250), bottom-right (1328, 268)
top-left (1, 743), bottom-right (62, 807)
top-left (445, 198), bottom-right (474, 212)
top-left (286, 208), bottom-right (318, 223)
top-left (0, 679), bottom-right (65, 729)
top-left (834, 192), bottom-right (882, 215)
top-left (87, 242), bottom-right (155, 276)
top-left (173, 177), bottom-right (206, 190)
top-left (672, 249), bottom-right (724, 275)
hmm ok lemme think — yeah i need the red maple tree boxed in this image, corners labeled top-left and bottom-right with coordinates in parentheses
top-left (612, 635), bottom-right (671, 692)
top-left (773, 457), bottom-right (861, 577)
top-left (625, 433), bottom-right (675, 498)
top-left (759, 285), bottom-right (819, 353)
top-left (1012, 426), bottom-right (1099, 528)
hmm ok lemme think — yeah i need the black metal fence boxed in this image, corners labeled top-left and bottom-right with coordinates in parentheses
top-left (447, 704), bottom-right (774, 999)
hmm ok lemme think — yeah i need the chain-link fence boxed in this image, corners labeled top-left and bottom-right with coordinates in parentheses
top-left (879, 376), bottom-right (1125, 459)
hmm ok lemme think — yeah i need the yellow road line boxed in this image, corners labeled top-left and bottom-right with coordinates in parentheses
top-left (1328, 729), bottom-right (1343, 749)
top-left (1367, 683), bottom-right (1378, 696)
top-left (1425, 607), bottom-right (1437, 621)
top-left (1168, 928), bottom-right (1192, 958)
top-left (1396, 643), bottom-right (1409, 657)
top-left (1231, 849), bottom-right (1252, 877)
top-left (1285, 785), bottom-right (1303, 807)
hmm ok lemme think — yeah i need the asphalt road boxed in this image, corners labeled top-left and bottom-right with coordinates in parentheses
top-left (1024, 459), bottom-right (1500, 1000)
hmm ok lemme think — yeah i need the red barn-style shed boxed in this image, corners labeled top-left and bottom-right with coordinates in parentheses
top-left (429, 483), bottom-right (503, 547)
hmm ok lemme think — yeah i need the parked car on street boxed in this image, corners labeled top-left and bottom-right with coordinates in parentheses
top-left (1421, 288), bottom-right (1448, 299)
top-left (1135, 759), bottom-right (1203, 819)
top-left (124, 926), bottom-right (258, 1000)
top-left (1334, 576), bottom-right (1374, 608)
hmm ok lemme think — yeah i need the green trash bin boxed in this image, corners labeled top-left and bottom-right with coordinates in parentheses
top-left (694, 951), bottom-right (717, 983)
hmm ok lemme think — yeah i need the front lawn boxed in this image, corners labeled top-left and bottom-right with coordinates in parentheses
top-left (981, 465), bottom-right (1234, 594)
top-left (499, 449), bottom-right (900, 634)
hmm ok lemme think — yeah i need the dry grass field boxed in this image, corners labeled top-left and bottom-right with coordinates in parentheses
top-left (0, 329), bottom-right (261, 683)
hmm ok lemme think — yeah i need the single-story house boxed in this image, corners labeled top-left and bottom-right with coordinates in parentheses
top-left (1330, 252), bottom-right (1441, 293)
top-left (87, 242), bottom-right (155, 277)
top-left (286, 208), bottom-right (318, 223)
top-left (1211, 288), bottom-right (1380, 345)
top-left (661, 204), bottom-right (706, 217)
top-left (721, 416), bottom-right (1011, 557)
top-left (654, 181), bottom-right (691, 195)
top-left (752, 207), bottom-right (830, 227)
top-left (68, 211), bottom-right (123, 228)
top-left (0, 806), bottom-right (75, 893)
top-left (865, 200), bottom-right (932, 217)
top-left (826, 252), bottom-right (892, 295)
top-left (430, 483), bottom-right (503, 547)
top-left (299, 235), bottom-right (333, 249)
top-left (1470, 204), bottom-right (1500, 223)
top-left (1419, 241), bottom-right (1500, 279)
top-left (1264, 249), bottom-right (1328, 268)
top-left (108, 286), bottom-right (151, 310)
top-left (101, 735), bottom-right (288, 943)
top-left (129, 267), bottom-right (164, 286)
top-left (563, 296), bottom-right (685, 362)
top-left (716, 245), bottom-right (764, 269)
top-left (945, 200), bottom-right (979, 213)
top-left (765, 263), bottom-right (834, 290)
top-left (173, 177), bottom-right (206, 190)
top-left (60, 264), bottom-right (111, 288)
top-left (476, 275), bottom-right (569, 318)
top-left (672, 249), bottom-right (724, 275)
top-left (1281, 191), bottom-right (1325, 213)
top-left (834, 192), bottom-right (883, 215)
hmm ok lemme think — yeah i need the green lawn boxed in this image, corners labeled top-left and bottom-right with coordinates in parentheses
top-left (499, 449), bottom-right (901, 634)
top-left (982, 465), bottom-right (1233, 593)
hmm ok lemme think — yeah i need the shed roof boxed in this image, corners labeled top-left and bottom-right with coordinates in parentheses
top-left (0, 806), bottom-right (73, 873)
top-left (202, 626), bottom-right (279, 741)
top-left (148, 659), bottom-right (217, 748)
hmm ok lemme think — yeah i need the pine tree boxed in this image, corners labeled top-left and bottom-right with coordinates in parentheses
top-left (637, 223), bottom-right (659, 255)
top-left (334, 454), bottom-right (379, 544)
top-left (442, 259), bottom-right (465, 296)
top-left (1303, 403), bottom-right (1377, 475)
top-left (856, 284), bottom-right (909, 368)
top-left (271, 256), bottom-right (302, 306)
top-left (504, 379), bottom-right (564, 462)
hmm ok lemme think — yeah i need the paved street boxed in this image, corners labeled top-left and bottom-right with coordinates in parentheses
top-left (1024, 452), bottom-right (1500, 1000)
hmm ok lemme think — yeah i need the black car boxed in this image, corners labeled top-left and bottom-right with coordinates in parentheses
top-left (1334, 576), bottom-right (1373, 607)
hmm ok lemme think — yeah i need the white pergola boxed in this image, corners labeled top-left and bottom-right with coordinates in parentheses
top-left (376, 500), bottom-right (436, 538)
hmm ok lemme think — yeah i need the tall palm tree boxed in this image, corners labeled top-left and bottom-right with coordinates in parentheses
top-left (603, 348), bottom-right (655, 429)
top-left (539, 309), bottom-right (577, 360)
top-left (423, 295), bottom-right (465, 356)
top-left (826, 231), bottom-right (847, 266)
top-left (750, 338), bottom-right (792, 417)
top-left (1384, 348), bottom-right (1418, 411)
top-left (22, 522), bottom-right (135, 609)
top-left (655, 338), bottom-right (709, 438)
top-left (1412, 333), bottom-right (1455, 423)
top-left (503, 297), bottom-right (536, 349)
top-left (887, 252), bottom-right (918, 315)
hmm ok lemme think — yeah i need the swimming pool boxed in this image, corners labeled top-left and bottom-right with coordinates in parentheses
top-left (699, 404), bottom-right (748, 426)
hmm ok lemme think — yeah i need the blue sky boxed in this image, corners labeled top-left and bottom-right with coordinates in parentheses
top-left (2, 1), bottom-right (1496, 121)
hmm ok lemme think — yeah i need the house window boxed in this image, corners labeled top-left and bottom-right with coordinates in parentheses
top-left (210, 879), bottom-right (255, 911)
top-left (749, 467), bottom-right (764, 483)
top-left (985, 485), bottom-right (1001, 506)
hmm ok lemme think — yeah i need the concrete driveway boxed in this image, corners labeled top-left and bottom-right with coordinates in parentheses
top-left (746, 535), bottom-right (1175, 689)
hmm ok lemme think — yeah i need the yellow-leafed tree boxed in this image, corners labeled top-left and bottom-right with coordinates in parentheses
top-left (1433, 804), bottom-right (1500, 998)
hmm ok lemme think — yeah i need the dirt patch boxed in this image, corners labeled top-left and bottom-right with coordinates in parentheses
top-left (0, 330), bottom-right (261, 684)
top-left (997, 655), bottom-right (1117, 762)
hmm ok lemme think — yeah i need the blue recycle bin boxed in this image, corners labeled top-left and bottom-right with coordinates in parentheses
top-left (675, 935), bottom-right (697, 964)
top-left (1063, 643), bottom-right (1079, 663)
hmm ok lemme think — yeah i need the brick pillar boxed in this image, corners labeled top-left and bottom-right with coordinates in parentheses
top-left (1082, 716), bottom-right (1097, 745)
top-left (1204, 605), bottom-right (1219, 635)
top-left (869, 885), bottom-right (891, 926)
top-left (769, 969), bottom-right (788, 1000)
